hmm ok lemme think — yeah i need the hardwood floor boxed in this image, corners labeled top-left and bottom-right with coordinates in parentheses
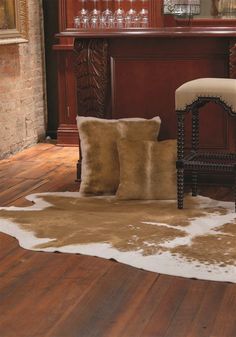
top-left (0, 143), bottom-right (236, 337)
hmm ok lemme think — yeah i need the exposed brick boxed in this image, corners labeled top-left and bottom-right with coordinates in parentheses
top-left (0, 0), bottom-right (46, 159)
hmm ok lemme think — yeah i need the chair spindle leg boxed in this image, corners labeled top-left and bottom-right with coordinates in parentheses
top-left (177, 168), bottom-right (184, 209)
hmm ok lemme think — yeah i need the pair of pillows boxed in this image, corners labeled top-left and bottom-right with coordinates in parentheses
top-left (77, 116), bottom-right (177, 200)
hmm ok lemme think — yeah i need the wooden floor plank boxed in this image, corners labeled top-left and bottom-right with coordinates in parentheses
top-left (0, 178), bottom-right (49, 206)
top-left (0, 234), bottom-right (22, 263)
top-left (0, 253), bottom-right (112, 337)
top-left (44, 263), bottom-right (155, 337)
top-left (14, 161), bottom-right (61, 179)
top-left (209, 284), bottom-right (236, 337)
top-left (100, 273), bottom-right (158, 337)
top-left (163, 279), bottom-right (209, 337)
top-left (185, 282), bottom-right (227, 337)
top-left (0, 177), bottom-right (25, 192)
top-left (0, 144), bottom-right (55, 164)
top-left (140, 276), bottom-right (191, 337)
top-left (0, 161), bottom-right (37, 179)
top-left (104, 274), bottom-right (173, 337)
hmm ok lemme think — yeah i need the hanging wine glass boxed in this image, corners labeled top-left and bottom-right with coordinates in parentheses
top-left (74, 0), bottom-right (89, 28)
top-left (114, 0), bottom-right (125, 28)
top-left (125, 0), bottom-right (138, 27)
top-left (74, 16), bottom-right (81, 28)
top-left (79, 0), bottom-right (89, 17)
top-left (133, 12), bottom-right (141, 27)
top-left (139, 0), bottom-right (149, 27)
top-left (101, 0), bottom-right (114, 28)
top-left (90, 0), bottom-right (101, 28)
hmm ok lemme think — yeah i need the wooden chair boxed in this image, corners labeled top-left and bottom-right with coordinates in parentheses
top-left (175, 78), bottom-right (236, 210)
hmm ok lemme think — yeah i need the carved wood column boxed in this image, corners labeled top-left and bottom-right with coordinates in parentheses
top-left (229, 39), bottom-right (236, 152)
top-left (230, 39), bottom-right (236, 79)
top-left (74, 38), bottom-right (111, 119)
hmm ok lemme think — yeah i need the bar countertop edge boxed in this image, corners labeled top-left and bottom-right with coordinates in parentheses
top-left (56, 27), bottom-right (236, 39)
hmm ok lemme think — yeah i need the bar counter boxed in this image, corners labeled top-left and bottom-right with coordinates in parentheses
top-left (54, 26), bottom-right (236, 152)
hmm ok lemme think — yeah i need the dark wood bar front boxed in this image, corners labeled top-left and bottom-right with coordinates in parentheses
top-left (54, 28), bottom-right (236, 153)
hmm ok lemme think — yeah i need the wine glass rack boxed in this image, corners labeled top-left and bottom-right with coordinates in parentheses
top-left (59, 0), bottom-right (161, 31)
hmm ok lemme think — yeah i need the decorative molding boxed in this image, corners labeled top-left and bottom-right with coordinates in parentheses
top-left (58, 0), bottom-right (67, 32)
top-left (0, 37), bottom-right (27, 45)
top-left (230, 41), bottom-right (236, 79)
top-left (0, 0), bottom-right (28, 43)
top-left (18, 0), bottom-right (28, 40)
top-left (74, 38), bottom-right (110, 118)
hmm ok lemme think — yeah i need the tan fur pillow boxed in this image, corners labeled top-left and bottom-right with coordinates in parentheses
top-left (77, 116), bottom-right (161, 195)
top-left (116, 139), bottom-right (177, 200)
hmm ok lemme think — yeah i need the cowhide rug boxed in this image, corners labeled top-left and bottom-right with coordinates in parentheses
top-left (0, 192), bottom-right (236, 283)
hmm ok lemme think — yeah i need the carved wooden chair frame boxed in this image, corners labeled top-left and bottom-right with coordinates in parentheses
top-left (176, 96), bottom-right (236, 211)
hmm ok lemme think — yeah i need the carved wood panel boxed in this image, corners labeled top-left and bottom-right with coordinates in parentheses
top-left (110, 38), bottom-right (231, 150)
top-left (74, 38), bottom-right (111, 118)
top-left (230, 40), bottom-right (236, 79)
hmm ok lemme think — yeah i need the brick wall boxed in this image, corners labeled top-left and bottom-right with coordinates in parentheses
top-left (0, 0), bottom-right (46, 159)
